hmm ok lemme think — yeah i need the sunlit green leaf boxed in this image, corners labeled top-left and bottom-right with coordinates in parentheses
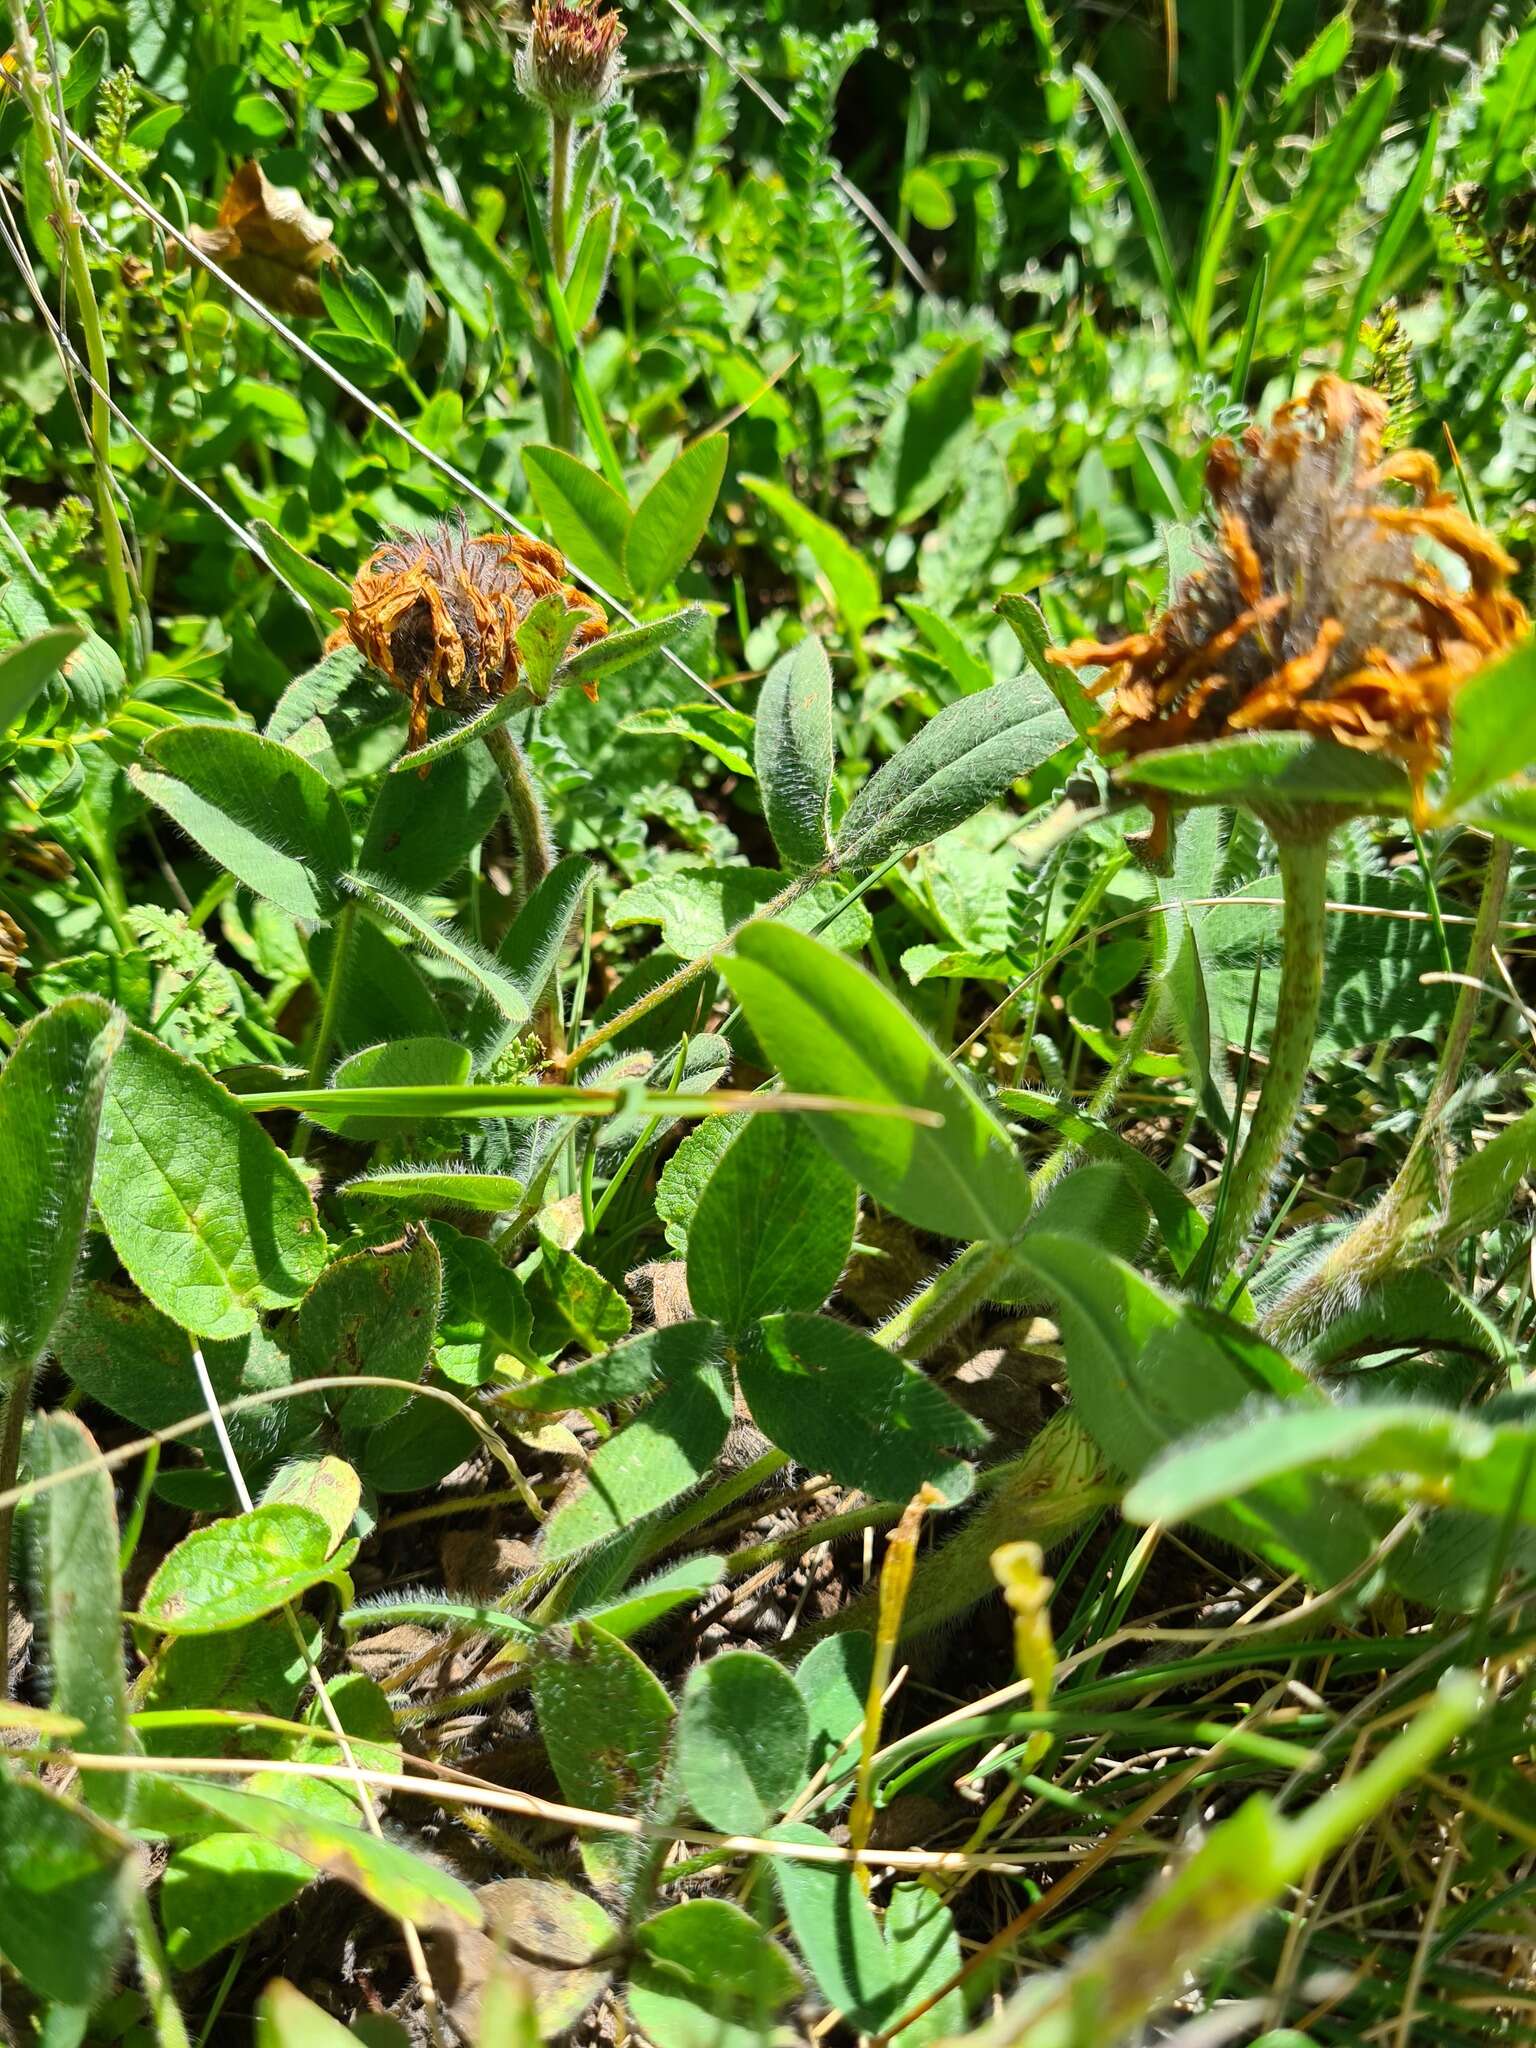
top-left (625, 434), bottom-right (728, 601)
top-left (725, 924), bottom-right (1032, 1242)
top-left (134, 725), bottom-right (353, 922)
top-left (755, 636), bottom-right (834, 869)
top-left (0, 996), bottom-right (121, 1384)
top-left (94, 1027), bottom-right (328, 1339)
top-left (140, 1506), bottom-right (358, 1634)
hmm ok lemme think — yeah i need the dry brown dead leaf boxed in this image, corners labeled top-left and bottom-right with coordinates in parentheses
top-left (189, 160), bottom-right (337, 317)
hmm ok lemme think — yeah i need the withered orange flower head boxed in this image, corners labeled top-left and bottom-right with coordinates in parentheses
top-left (338, 519), bottom-right (607, 752)
top-left (0, 908), bottom-right (26, 979)
top-left (1049, 375), bottom-right (1529, 816)
top-left (516, 0), bottom-right (626, 121)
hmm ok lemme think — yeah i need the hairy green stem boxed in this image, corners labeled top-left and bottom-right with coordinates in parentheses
top-left (130, 1892), bottom-right (192, 2048)
top-left (547, 113), bottom-right (575, 449)
top-left (1207, 825), bottom-right (1331, 1281)
top-left (549, 114), bottom-right (573, 284)
top-left (305, 899), bottom-right (358, 1090)
top-left (0, 1365), bottom-right (32, 1698)
top-left (69, 844), bottom-right (135, 956)
top-left (6, 0), bottom-right (137, 655)
top-left (485, 724), bottom-right (553, 912)
top-left (875, 979), bottom-right (1166, 1361)
top-left (726, 1497), bottom-right (895, 1578)
top-left (1030, 987), bottom-right (1163, 1202)
top-left (640, 1448), bottom-right (790, 1564)
top-left (486, 724), bottom-right (562, 1049)
top-left (1266, 833), bottom-right (1512, 1343)
top-left (293, 898), bottom-right (359, 1162)
top-left (874, 1240), bottom-right (1017, 1359)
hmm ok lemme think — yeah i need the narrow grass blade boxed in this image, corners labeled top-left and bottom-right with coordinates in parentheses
top-left (234, 1081), bottom-right (943, 1125)
top-left (1227, 254), bottom-right (1268, 406)
top-left (1339, 114), bottom-right (1441, 379)
top-left (1075, 65), bottom-right (1191, 349)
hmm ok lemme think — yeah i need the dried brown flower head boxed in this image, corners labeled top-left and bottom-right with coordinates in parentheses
top-left (515, 0), bottom-right (626, 120)
top-left (0, 908), bottom-right (26, 978)
top-left (189, 161), bottom-right (337, 318)
top-left (336, 521), bottom-right (607, 751)
top-left (4, 828), bottom-right (73, 882)
top-left (1049, 375), bottom-right (1529, 818)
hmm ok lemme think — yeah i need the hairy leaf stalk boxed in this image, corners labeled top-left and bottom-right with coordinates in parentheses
top-left (564, 863), bottom-right (831, 1069)
top-left (305, 898), bottom-right (358, 1091)
top-left (294, 897), bottom-right (359, 1160)
top-left (1030, 990), bottom-right (1163, 1202)
top-left (875, 1240), bottom-right (1017, 1358)
top-left (875, 1000), bottom-right (1162, 1361)
top-left (486, 724), bottom-right (562, 1050)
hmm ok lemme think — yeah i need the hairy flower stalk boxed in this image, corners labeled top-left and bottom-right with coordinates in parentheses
top-left (1266, 834), bottom-right (1513, 1345)
top-left (1050, 376), bottom-right (1529, 1278)
top-left (514, 2), bottom-right (625, 443)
